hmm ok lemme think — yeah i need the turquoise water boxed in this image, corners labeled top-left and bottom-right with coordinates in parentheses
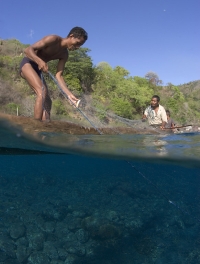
top-left (0, 118), bottom-right (200, 264)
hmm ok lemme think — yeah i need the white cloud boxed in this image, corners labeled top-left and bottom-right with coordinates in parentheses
top-left (28, 29), bottom-right (34, 38)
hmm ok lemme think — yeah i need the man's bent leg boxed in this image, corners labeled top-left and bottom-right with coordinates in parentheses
top-left (21, 64), bottom-right (49, 120)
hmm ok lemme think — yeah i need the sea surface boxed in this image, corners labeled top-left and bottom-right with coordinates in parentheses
top-left (0, 118), bottom-right (200, 264)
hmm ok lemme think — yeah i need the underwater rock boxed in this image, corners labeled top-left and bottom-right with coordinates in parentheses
top-left (28, 233), bottom-right (45, 251)
top-left (9, 222), bottom-right (26, 239)
top-left (16, 236), bottom-right (29, 247)
top-left (62, 231), bottom-right (77, 246)
top-left (0, 259), bottom-right (20, 264)
top-left (57, 247), bottom-right (68, 261)
top-left (51, 260), bottom-right (66, 264)
top-left (26, 223), bottom-right (41, 238)
top-left (41, 205), bottom-right (68, 221)
top-left (63, 254), bottom-right (77, 264)
top-left (81, 216), bottom-right (104, 238)
top-left (28, 252), bottom-right (50, 264)
top-left (72, 210), bottom-right (87, 218)
top-left (15, 237), bottom-right (32, 263)
top-left (0, 250), bottom-right (8, 262)
top-left (82, 216), bottom-right (121, 240)
top-left (0, 236), bottom-right (16, 260)
top-left (124, 216), bottom-right (143, 234)
top-left (98, 224), bottom-right (121, 240)
top-left (182, 214), bottom-right (196, 228)
top-left (55, 220), bottom-right (70, 240)
top-left (75, 228), bottom-right (89, 243)
top-left (16, 244), bottom-right (31, 263)
top-left (43, 241), bottom-right (59, 260)
top-left (66, 244), bottom-right (86, 257)
top-left (65, 215), bottom-right (82, 231)
top-left (133, 236), bottom-right (157, 256)
top-left (20, 210), bottom-right (40, 226)
top-left (105, 210), bottom-right (120, 223)
top-left (41, 221), bottom-right (56, 233)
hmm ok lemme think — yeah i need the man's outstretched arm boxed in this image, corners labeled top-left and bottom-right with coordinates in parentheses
top-left (55, 58), bottom-right (79, 104)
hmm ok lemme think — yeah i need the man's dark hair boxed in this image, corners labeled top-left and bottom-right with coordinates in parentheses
top-left (152, 95), bottom-right (160, 102)
top-left (166, 110), bottom-right (170, 116)
top-left (68, 27), bottom-right (88, 40)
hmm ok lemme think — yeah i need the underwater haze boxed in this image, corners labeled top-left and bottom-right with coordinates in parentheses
top-left (0, 118), bottom-right (200, 264)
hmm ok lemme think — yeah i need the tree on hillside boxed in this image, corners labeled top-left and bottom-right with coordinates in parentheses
top-left (113, 66), bottom-right (130, 78)
top-left (114, 76), bottom-right (154, 114)
top-left (93, 62), bottom-right (120, 97)
top-left (165, 85), bottom-right (185, 117)
top-left (65, 48), bottom-right (95, 93)
top-left (145, 71), bottom-right (162, 86)
top-left (93, 63), bottom-right (156, 117)
top-left (96, 61), bottom-right (111, 69)
top-left (48, 48), bottom-right (95, 95)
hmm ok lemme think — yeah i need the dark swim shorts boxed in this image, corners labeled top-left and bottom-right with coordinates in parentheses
top-left (19, 57), bottom-right (41, 76)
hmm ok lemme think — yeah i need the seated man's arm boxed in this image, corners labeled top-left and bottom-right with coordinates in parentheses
top-left (142, 114), bottom-right (147, 122)
top-left (171, 119), bottom-right (176, 128)
top-left (161, 108), bottom-right (168, 128)
top-left (142, 108), bottom-right (149, 121)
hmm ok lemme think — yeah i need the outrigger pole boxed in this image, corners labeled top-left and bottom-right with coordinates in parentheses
top-left (164, 125), bottom-right (193, 129)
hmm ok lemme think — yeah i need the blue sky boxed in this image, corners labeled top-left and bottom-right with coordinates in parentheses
top-left (1, 0), bottom-right (199, 85)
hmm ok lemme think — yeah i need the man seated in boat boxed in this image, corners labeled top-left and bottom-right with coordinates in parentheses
top-left (142, 95), bottom-right (167, 129)
top-left (164, 110), bottom-right (175, 129)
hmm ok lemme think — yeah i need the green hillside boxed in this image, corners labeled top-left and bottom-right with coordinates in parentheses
top-left (0, 38), bottom-right (199, 125)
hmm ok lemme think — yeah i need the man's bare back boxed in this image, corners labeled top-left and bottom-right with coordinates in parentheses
top-left (19, 27), bottom-right (88, 121)
top-left (35, 35), bottom-right (69, 62)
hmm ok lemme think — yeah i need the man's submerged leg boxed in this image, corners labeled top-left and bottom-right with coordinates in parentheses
top-left (42, 93), bottom-right (52, 122)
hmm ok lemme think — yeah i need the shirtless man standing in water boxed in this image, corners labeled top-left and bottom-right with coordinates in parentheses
top-left (19, 27), bottom-right (88, 121)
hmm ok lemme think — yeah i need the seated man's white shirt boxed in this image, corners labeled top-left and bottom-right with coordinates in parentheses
top-left (144, 105), bottom-right (167, 125)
